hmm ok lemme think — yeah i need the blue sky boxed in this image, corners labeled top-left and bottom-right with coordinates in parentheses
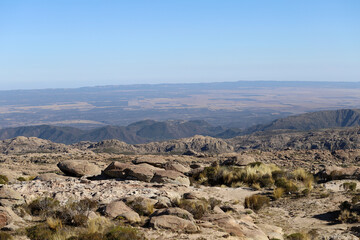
top-left (0, 0), bottom-right (359, 90)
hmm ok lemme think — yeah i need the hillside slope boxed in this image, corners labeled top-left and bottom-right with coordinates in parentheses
top-left (0, 120), bottom-right (224, 144)
top-left (246, 109), bottom-right (360, 133)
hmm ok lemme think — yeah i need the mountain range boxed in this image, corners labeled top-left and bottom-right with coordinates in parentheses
top-left (1, 108), bottom-right (360, 145)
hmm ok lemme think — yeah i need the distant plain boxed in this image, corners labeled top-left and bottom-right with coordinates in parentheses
top-left (1, 81), bottom-right (360, 129)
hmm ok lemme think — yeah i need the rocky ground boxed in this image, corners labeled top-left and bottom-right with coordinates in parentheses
top-left (1, 137), bottom-right (360, 239)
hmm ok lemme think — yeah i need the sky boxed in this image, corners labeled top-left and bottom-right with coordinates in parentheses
top-left (0, 0), bottom-right (359, 90)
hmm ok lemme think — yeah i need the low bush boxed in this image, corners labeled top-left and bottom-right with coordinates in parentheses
top-left (275, 178), bottom-right (298, 194)
top-left (286, 232), bottom-right (310, 240)
top-left (104, 226), bottom-right (144, 240)
top-left (342, 182), bottom-right (357, 192)
top-left (273, 187), bottom-right (285, 200)
top-left (26, 197), bottom-right (60, 217)
top-left (176, 198), bottom-right (210, 219)
top-left (0, 232), bottom-right (12, 240)
top-left (26, 224), bottom-right (54, 240)
top-left (337, 201), bottom-right (360, 223)
top-left (244, 194), bottom-right (270, 211)
top-left (67, 233), bottom-right (103, 240)
top-left (125, 197), bottom-right (154, 216)
top-left (0, 175), bottom-right (9, 185)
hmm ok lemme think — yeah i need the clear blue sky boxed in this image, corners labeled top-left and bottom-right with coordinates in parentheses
top-left (0, 0), bottom-right (359, 90)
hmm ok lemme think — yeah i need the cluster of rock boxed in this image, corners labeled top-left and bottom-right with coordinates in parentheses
top-left (57, 156), bottom-right (192, 186)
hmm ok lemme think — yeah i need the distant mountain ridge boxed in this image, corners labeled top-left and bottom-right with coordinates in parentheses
top-left (1, 109), bottom-right (360, 145)
top-left (0, 120), bottom-right (225, 144)
top-left (245, 109), bottom-right (360, 133)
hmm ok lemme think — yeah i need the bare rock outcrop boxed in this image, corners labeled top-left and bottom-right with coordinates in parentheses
top-left (105, 201), bottom-right (141, 223)
top-left (151, 170), bottom-right (190, 186)
top-left (0, 185), bottom-right (24, 206)
top-left (132, 155), bottom-right (167, 168)
top-left (149, 215), bottom-right (199, 233)
top-left (0, 136), bottom-right (71, 154)
top-left (103, 162), bottom-right (162, 182)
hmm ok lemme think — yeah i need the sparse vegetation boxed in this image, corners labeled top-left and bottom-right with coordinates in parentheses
top-left (176, 198), bottom-right (210, 219)
top-left (342, 182), bottom-right (357, 192)
top-left (125, 197), bottom-right (154, 216)
top-left (286, 232), bottom-right (310, 240)
top-left (0, 175), bottom-right (9, 184)
top-left (0, 232), bottom-right (12, 240)
top-left (273, 187), bottom-right (285, 200)
top-left (244, 194), bottom-right (270, 211)
top-left (192, 163), bottom-right (313, 198)
top-left (17, 176), bottom-right (36, 182)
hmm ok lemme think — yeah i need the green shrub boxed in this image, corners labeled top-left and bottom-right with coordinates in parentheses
top-left (342, 182), bottom-right (357, 192)
top-left (287, 232), bottom-right (310, 240)
top-left (176, 198), bottom-right (210, 219)
top-left (244, 194), bottom-right (270, 211)
top-left (0, 232), bottom-right (12, 240)
top-left (67, 233), bottom-right (103, 240)
top-left (26, 197), bottom-right (60, 216)
top-left (275, 178), bottom-right (298, 193)
top-left (273, 187), bottom-right (285, 200)
top-left (26, 224), bottom-right (54, 240)
top-left (104, 226), bottom-right (144, 240)
top-left (125, 197), bottom-right (154, 216)
top-left (17, 177), bottom-right (27, 182)
top-left (351, 194), bottom-right (360, 204)
top-left (56, 198), bottom-right (98, 227)
top-left (0, 175), bottom-right (9, 185)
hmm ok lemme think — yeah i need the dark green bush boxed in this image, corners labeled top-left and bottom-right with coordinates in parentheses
top-left (244, 194), bottom-right (270, 211)
top-left (0, 232), bottom-right (12, 240)
top-left (342, 182), bottom-right (357, 192)
top-left (275, 178), bottom-right (298, 193)
top-left (0, 175), bottom-right (9, 185)
top-left (176, 198), bottom-right (210, 219)
top-left (26, 224), bottom-right (54, 240)
top-left (287, 232), bottom-right (309, 240)
top-left (67, 233), bottom-right (103, 240)
top-left (105, 226), bottom-right (144, 240)
top-left (26, 197), bottom-right (60, 216)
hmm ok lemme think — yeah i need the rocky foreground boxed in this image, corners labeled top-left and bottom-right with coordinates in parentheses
top-left (1, 136), bottom-right (360, 239)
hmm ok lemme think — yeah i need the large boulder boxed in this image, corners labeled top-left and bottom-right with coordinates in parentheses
top-left (132, 156), bottom-right (167, 168)
top-left (151, 170), bottom-right (190, 186)
top-left (202, 214), bottom-right (245, 238)
top-left (103, 162), bottom-right (162, 182)
top-left (163, 162), bottom-right (190, 174)
top-left (105, 201), bottom-right (141, 223)
top-left (151, 207), bottom-right (194, 221)
top-left (123, 196), bottom-right (157, 216)
top-left (220, 154), bottom-right (256, 166)
top-left (258, 224), bottom-right (284, 240)
top-left (57, 160), bottom-right (101, 177)
top-left (102, 162), bottom-right (130, 178)
top-left (202, 213), bottom-right (268, 240)
top-left (150, 215), bottom-right (199, 233)
top-left (317, 165), bottom-right (360, 180)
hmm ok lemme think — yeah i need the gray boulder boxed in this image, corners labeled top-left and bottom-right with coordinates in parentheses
top-left (105, 201), bottom-right (141, 223)
top-left (57, 160), bottom-right (101, 177)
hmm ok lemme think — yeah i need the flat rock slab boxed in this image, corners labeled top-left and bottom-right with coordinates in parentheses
top-left (150, 215), bottom-right (199, 233)
top-left (151, 170), bottom-right (190, 186)
top-left (132, 156), bottom-right (167, 168)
